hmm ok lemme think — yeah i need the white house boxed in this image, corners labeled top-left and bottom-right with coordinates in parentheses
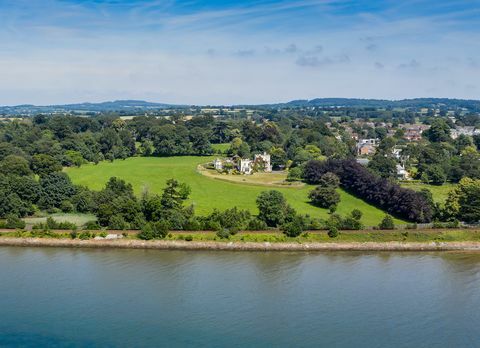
top-left (396, 164), bottom-right (409, 180)
top-left (212, 152), bottom-right (272, 175)
top-left (213, 158), bottom-right (223, 170)
top-left (239, 159), bottom-right (253, 174)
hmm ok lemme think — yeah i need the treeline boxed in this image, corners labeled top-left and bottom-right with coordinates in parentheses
top-left (0, 113), bottom-right (352, 175)
top-left (303, 159), bottom-right (433, 222)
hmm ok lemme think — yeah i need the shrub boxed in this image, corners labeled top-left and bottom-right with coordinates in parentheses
top-left (379, 215), bottom-right (395, 230)
top-left (281, 217), bottom-right (304, 237)
top-left (246, 218), bottom-right (268, 231)
top-left (341, 216), bottom-right (363, 230)
top-left (318, 172), bottom-right (340, 188)
top-left (286, 167), bottom-right (303, 182)
top-left (138, 220), bottom-right (169, 240)
top-left (5, 214), bottom-right (26, 229)
top-left (32, 217), bottom-right (77, 230)
top-left (79, 231), bottom-right (92, 240)
top-left (184, 235), bottom-right (193, 241)
top-left (139, 224), bottom-right (154, 240)
top-left (351, 209), bottom-right (363, 221)
top-left (216, 229), bottom-right (231, 239)
top-left (60, 200), bottom-right (74, 213)
top-left (108, 215), bottom-right (129, 230)
top-left (327, 224), bottom-right (338, 238)
top-left (70, 230), bottom-right (77, 239)
top-left (308, 186), bottom-right (340, 209)
top-left (84, 220), bottom-right (101, 230)
top-left (151, 220), bottom-right (170, 239)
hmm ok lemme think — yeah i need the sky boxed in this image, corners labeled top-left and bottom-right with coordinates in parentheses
top-left (0, 0), bottom-right (479, 105)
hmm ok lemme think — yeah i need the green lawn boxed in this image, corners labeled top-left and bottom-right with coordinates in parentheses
top-left (65, 156), bottom-right (403, 226)
top-left (211, 143), bottom-right (230, 153)
top-left (401, 182), bottom-right (455, 203)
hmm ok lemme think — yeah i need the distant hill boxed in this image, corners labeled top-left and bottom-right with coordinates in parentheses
top-left (1, 98), bottom-right (480, 115)
top-left (0, 100), bottom-right (180, 115)
top-left (279, 98), bottom-right (480, 111)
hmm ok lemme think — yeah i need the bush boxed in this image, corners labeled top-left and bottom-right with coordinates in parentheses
top-left (286, 167), bottom-right (303, 182)
top-left (281, 217), bottom-right (304, 237)
top-left (32, 217), bottom-right (77, 230)
top-left (351, 209), bottom-right (363, 221)
top-left (84, 220), bottom-right (101, 230)
top-left (138, 220), bottom-right (169, 240)
top-left (216, 229), bottom-right (231, 239)
top-left (327, 224), bottom-right (338, 238)
top-left (309, 186), bottom-right (340, 209)
top-left (379, 215), bottom-right (395, 230)
top-left (151, 220), bottom-right (170, 238)
top-left (138, 224), bottom-right (153, 240)
top-left (108, 215), bottom-right (129, 230)
top-left (79, 231), bottom-right (92, 240)
top-left (5, 214), bottom-right (26, 229)
top-left (184, 235), bottom-right (193, 241)
top-left (318, 172), bottom-right (340, 188)
top-left (341, 216), bottom-right (363, 230)
top-left (246, 218), bottom-right (268, 231)
top-left (60, 200), bottom-right (74, 213)
top-left (70, 230), bottom-right (77, 239)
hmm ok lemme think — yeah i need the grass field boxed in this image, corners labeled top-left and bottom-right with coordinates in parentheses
top-left (65, 156), bottom-right (404, 225)
top-left (23, 213), bottom-right (97, 226)
top-left (211, 143), bottom-right (230, 153)
top-left (401, 182), bottom-right (455, 203)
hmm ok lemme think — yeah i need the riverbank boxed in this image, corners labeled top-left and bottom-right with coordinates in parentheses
top-left (1, 237), bottom-right (480, 251)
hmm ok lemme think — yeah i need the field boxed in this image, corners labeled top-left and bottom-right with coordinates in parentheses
top-left (211, 143), bottom-right (230, 154)
top-left (65, 156), bottom-right (404, 226)
top-left (401, 182), bottom-right (455, 203)
top-left (23, 213), bottom-right (97, 226)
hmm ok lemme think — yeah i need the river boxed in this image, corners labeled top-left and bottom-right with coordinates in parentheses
top-left (0, 247), bottom-right (479, 347)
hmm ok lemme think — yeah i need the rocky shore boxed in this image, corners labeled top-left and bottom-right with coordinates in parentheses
top-left (1, 237), bottom-right (480, 252)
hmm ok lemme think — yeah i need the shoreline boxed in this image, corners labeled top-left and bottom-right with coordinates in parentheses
top-left (1, 237), bottom-right (480, 252)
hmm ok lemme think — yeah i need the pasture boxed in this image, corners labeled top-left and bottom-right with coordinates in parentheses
top-left (401, 182), bottom-right (455, 203)
top-left (65, 156), bottom-right (403, 225)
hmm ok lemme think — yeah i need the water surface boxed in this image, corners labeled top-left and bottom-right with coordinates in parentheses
top-left (0, 247), bottom-right (479, 347)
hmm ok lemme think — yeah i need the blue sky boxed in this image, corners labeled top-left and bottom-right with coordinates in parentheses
top-left (0, 0), bottom-right (479, 105)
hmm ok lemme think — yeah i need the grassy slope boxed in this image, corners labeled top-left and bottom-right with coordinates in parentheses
top-left (401, 182), bottom-right (455, 203)
top-left (65, 156), bottom-right (404, 225)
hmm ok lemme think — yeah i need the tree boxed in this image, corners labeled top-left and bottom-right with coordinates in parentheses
top-left (308, 187), bottom-right (340, 209)
top-left (368, 153), bottom-right (397, 179)
top-left (0, 155), bottom-right (32, 176)
top-left (444, 178), bottom-right (480, 223)
top-left (161, 179), bottom-right (190, 211)
top-left (270, 147), bottom-right (287, 169)
top-left (423, 119), bottom-right (451, 142)
top-left (64, 150), bottom-right (86, 167)
top-left (281, 216), bottom-right (304, 237)
top-left (256, 190), bottom-right (296, 227)
top-left (302, 160), bottom-right (325, 184)
top-left (189, 127), bottom-right (213, 155)
top-left (423, 165), bottom-right (447, 185)
top-left (38, 172), bottom-right (76, 209)
top-left (351, 209), bottom-right (363, 221)
top-left (317, 172), bottom-right (340, 188)
top-left (286, 167), bottom-right (303, 182)
top-left (379, 215), bottom-right (395, 229)
top-left (138, 220), bottom-right (169, 240)
top-left (31, 154), bottom-right (62, 175)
